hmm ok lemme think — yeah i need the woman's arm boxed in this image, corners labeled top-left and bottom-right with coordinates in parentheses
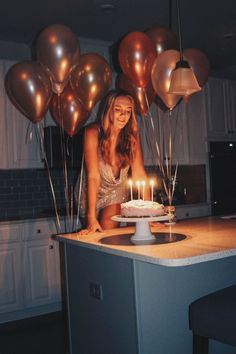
top-left (82, 126), bottom-right (102, 233)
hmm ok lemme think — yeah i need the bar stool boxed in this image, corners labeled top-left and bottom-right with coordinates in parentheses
top-left (189, 285), bottom-right (236, 354)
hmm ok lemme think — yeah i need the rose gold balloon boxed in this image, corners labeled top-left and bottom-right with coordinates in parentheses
top-left (146, 26), bottom-right (178, 55)
top-left (151, 49), bottom-right (181, 110)
top-left (118, 31), bottom-right (156, 88)
top-left (5, 61), bottom-right (52, 123)
top-left (183, 48), bottom-right (210, 87)
top-left (36, 24), bottom-right (80, 95)
top-left (116, 73), bottom-right (156, 116)
top-left (50, 85), bottom-right (89, 137)
top-left (70, 53), bottom-right (112, 111)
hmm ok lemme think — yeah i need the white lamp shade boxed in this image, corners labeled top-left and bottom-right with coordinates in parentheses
top-left (169, 66), bottom-right (202, 95)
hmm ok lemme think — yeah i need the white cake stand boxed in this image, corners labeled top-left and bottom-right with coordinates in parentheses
top-left (111, 214), bottom-right (173, 245)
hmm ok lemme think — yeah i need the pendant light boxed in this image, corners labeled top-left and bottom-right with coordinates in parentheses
top-left (168, 0), bottom-right (201, 95)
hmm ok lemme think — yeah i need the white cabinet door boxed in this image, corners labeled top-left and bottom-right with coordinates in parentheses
top-left (23, 219), bottom-right (61, 308)
top-left (185, 89), bottom-right (208, 164)
top-left (224, 80), bottom-right (236, 138)
top-left (0, 223), bottom-right (23, 314)
top-left (3, 60), bottom-right (44, 169)
top-left (24, 238), bottom-right (61, 308)
top-left (155, 100), bottom-right (189, 165)
top-left (205, 77), bottom-right (236, 140)
top-left (141, 91), bottom-right (208, 167)
top-left (0, 243), bottom-right (24, 314)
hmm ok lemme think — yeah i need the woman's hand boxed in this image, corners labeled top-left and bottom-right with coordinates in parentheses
top-left (78, 218), bottom-right (103, 235)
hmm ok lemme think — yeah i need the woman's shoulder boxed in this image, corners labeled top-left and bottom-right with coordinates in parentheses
top-left (84, 123), bottom-right (100, 137)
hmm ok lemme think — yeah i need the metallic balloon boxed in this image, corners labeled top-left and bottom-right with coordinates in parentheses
top-left (70, 53), bottom-right (112, 111)
top-left (5, 61), bottom-right (52, 123)
top-left (146, 26), bottom-right (178, 56)
top-left (116, 73), bottom-right (156, 116)
top-left (36, 24), bottom-right (80, 95)
top-left (50, 85), bottom-right (90, 137)
top-left (118, 31), bottom-right (157, 88)
top-left (183, 48), bottom-right (210, 87)
top-left (151, 49), bottom-right (181, 110)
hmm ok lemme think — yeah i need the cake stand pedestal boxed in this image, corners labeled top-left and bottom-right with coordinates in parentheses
top-left (111, 214), bottom-right (173, 245)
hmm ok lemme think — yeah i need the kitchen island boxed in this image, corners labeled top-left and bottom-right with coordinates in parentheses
top-left (56, 216), bottom-right (236, 354)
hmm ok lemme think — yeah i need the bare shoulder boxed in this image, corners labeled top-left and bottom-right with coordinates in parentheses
top-left (83, 124), bottom-right (99, 149)
top-left (85, 124), bottom-right (99, 139)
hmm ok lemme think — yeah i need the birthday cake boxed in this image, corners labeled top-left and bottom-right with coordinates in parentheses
top-left (120, 199), bottom-right (165, 217)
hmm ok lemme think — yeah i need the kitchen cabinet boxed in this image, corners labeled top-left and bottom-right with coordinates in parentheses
top-left (205, 77), bottom-right (236, 140)
top-left (176, 203), bottom-right (211, 220)
top-left (2, 60), bottom-right (44, 169)
top-left (23, 220), bottom-right (61, 309)
top-left (142, 90), bottom-right (207, 166)
top-left (0, 224), bottom-right (24, 315)
top-left (0, 219), bottom-right (62, 323)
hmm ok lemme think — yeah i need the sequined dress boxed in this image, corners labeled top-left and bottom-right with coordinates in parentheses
top-left (79, 150), bottom-right (130, 218)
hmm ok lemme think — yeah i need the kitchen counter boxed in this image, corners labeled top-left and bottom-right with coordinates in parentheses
top-left (56, 216), bottom-right (236, 354)
top-left (56, 216), bottom-right (236, 266)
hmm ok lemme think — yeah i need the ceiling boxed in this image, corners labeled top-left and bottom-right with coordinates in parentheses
top-left (1, 0), bottom-right (236, 79)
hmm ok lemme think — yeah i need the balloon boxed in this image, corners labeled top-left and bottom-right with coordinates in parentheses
top-left (151, 49), bottom-right (181, 110)
top-left (70, 53), bottom-right (112, 111)
top-left (5, 61), bottom-right (52, 123)
top-left (146, 26), bottom-right (178, 55)
top-left (50, 85), bottom-right (90, 137)
top-left (36, 24), bottom-right (80, 95)
top-left (116, 74), bottom-right (156, 116)
top-left (118, 31), bottom-right (156, 88)
top-left (183, 48), bottom-right (210, 87)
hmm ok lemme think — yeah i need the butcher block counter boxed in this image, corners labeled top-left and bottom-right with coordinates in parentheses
top-left (56, 216), bottom-right (236, 354)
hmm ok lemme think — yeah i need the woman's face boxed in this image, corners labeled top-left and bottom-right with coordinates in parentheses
top-left (111, 96), bottom-right (133, 130)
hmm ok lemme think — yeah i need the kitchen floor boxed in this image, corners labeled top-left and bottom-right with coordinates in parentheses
top-left (0, 311), bottom-right (68, 354)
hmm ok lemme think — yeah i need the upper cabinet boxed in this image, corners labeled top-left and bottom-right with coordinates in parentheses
top-left (1, 60), bottom-right (44, 169)
top-left (142, 89), bottom-right (208, 166)
top-left (205, 77), bottom-right (236, 140)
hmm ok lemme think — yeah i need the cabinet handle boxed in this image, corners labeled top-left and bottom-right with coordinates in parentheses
top-left (37, 229), bottom-right (41, 233)
top-left (49, 245), bottom-right (54, 249)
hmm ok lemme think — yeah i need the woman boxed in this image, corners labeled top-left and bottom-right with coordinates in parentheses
top-left (78, 89), bottom-right (148, 234)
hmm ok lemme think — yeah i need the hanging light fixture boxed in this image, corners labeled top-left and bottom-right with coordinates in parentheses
top-left (169, 0), bottom-right (201, 95)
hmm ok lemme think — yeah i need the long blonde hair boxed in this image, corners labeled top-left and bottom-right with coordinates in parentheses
top-left (98, 90), bottom-right (139, 167)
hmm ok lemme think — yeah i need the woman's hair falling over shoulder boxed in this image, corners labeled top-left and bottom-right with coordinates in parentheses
top-left (97, 89), bottom-right (139, 167)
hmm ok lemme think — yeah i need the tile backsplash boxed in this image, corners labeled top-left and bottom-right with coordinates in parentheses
top-left (0, 164), bottom-right (207, 221)
top-left (0, 169), bottom-right (71, 221)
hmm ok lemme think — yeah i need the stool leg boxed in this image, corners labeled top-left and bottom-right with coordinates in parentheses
top-left (193, 333), bottom-right (208, 354)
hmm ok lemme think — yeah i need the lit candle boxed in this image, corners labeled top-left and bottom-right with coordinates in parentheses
top-left (128, 179), bottom-right (133, 200)
top-left (142, 180), bottom-right (146, 200)
top-left (150, 179), bottom-right (154, 202)
top-left (136, 181), bottom-right (140, 200)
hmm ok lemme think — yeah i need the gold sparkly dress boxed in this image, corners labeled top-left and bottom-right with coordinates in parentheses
top-left (79, 150), bottom-right (130, 218)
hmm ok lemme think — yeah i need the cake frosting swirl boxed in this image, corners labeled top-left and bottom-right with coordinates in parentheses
top-left (120, 199), bottom-right (165, 217)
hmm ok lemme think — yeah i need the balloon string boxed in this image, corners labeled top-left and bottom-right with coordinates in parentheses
top-left (76, 153), bottom-right (84, 229)
top-left (69, 136), bottom-right (74, 231)
top-left (143, 89), bottom-right (178, 206)
top-left (35, 121), bottom-right (61, 232)
top-left (57, 94), bottom-right (70, 233)
top-left (25, 121), bottom-right (33, 144)
top-left (143, 89), bottom-right (165, 175)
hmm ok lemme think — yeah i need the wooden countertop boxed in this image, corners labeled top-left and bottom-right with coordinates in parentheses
top-left (55, 216), bottom-right (236, 267)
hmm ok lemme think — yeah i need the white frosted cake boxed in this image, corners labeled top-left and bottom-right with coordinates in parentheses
top-left (120, 199), bottom-right (165, 217)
